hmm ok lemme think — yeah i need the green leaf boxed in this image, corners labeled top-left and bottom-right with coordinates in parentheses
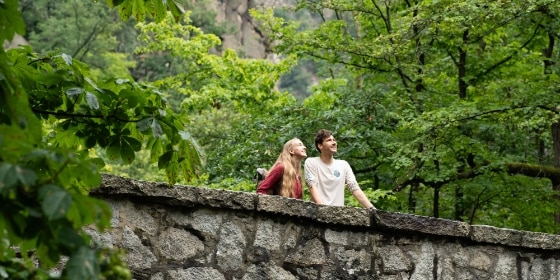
top-left (39, 185), bottom-right (72, 220)
top-left (85, 92), bottom-right (100, 110)
top-left (109, 0), bottom-right (125, 7)
top-left (123, 136), bottom-right (142, 151)
top-left (85, 136), bottom-right (97, 149)
top-left (64, 246), bottom-right (99, 280)
top-left (132, 0), bottom-right (146, 21)
top-left (0, 163), bottom-right (17, 192)
top-left (120, 141), bottom-right (135, 164)
top-left (85, 77), bottom-right (103, 93)
top-left (0, 126), bottom-right (36, 161)
top-left (66, 87), bottom-right (83, 98)
top-left (158, 151), bottom-right (173, 169)
top-left (117, 0), bottom-right (133, 21)
top-left (120, 89), bottom-right (140, 108)
top-left (57, 226), bottom-right (87, 251)
top-left (0, 266), bottom-right (8, 278)
top-left (151, 119), bottom-right (163, 138)
top-left (136, 117), bottom-right (152, 132)
top-left (14, 166), bottom-right (37, 187)
top-left (61, 53), bottom-right (73, 66)
top-left (0, 0), bottom-right (26, 44)
top-left (67, 193), bottom-right (112, 229)
top-left (106, 138), bottom-right (122, 161)
top-left (148, 138), bottom-right (163, 162)
top-left (150, 0), bottom-right (167, 21)
top-left (115, 78), bottom-right (129, 85)
top-left (169, 0), bottom-right (186, 21)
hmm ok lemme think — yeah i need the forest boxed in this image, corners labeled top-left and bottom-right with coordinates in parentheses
top-left (2, 0), bottom-right (560, 278)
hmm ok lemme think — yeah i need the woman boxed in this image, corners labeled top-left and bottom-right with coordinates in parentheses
top-left (256, 138), bottom-right (307, 199)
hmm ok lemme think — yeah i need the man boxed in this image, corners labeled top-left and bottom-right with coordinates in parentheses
top-left (304, 129), bottom-right (376, 211)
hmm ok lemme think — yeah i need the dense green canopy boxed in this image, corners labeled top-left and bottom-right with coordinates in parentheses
top-left (2, 0), bottom-right (560, 278)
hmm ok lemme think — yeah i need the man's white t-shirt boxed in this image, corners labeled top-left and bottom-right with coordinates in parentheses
top-left (304, 157), bottom-right (360, 206)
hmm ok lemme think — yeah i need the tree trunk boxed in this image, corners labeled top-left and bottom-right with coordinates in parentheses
top-left (544, 31), bottom-right (560, 226)
top-left (552, 122), bottom-right (560, 225)
top-left (433, 185), bottom-right (440, 218)
top-left (458, 30), bottom-right (469, 100)
top-left (408, 183), bottom-right (417, 213)
top-left (454, 185), bottom-right (464, 221)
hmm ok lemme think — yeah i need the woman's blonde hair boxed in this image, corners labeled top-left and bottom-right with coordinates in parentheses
top-left (270, 138), bottom-right (304, 197)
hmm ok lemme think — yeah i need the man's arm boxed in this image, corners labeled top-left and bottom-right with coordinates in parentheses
top-left (344, 161), bottom-right (376, 210)
top-left (304, 159), bottom-right (324, 204)
top-left (351, 189), bottom-right (376, 210)
top-left (308, 184), bottom-right (324, 204)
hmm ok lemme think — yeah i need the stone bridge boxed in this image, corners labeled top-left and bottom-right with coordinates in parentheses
top-left (88, 174), bottom-right (560, 279)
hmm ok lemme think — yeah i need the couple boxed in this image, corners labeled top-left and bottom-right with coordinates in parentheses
top-left (256, 129), bottom-right (377, 211)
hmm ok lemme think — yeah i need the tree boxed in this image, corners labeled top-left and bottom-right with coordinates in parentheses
top-left (252, 0), bottom-right (560, 232)
top-left (0, 0), bottom-right (206, 278)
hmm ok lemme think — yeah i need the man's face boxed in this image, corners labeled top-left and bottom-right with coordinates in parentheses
top-left (318, 135), bottom-right (337, 154)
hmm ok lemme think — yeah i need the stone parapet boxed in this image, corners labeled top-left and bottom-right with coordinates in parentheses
top-left (89, 174), bottom-right (560, 279)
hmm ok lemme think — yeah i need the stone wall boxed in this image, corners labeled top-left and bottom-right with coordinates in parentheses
top-left (89, 174), bottom-right (560, 280)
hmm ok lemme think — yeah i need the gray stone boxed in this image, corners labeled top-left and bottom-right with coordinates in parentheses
top-left (122, 201), bottom-right (157, 235)
top-left (376, 211), bottom-right (470, 237)
top-left (254, 219), bottom-right (283, 251)
top-left (87, 174), bottom-right (560, 280)
top-left (281, 223), bottom-right (299, 251)
top-left (156, 227), bottom-right (204, 261)
top-left (191, 208), bottom-right (223, 238)
top-left (285, 237), bottom-right (326, 266)
top-left (471, 225), bottom-right (523, 247)
top-left (333, 248), bottom-right (372, 276)
top-left (317, 205), bottom-right (370, 227)
top-left (84, 227), bottom-right (116, 248)
top-left (522, 231), bottom-right (560, 249)
top-left (491, 253), bottom-right (517, 280)
top-left (325, 228), bottom-right (348, 245)
top-left (150, 272), bottom-right (164, 280)
top-left (121, 226), bottom-right (157, 270)
top-left (107, 200), bottom-right (121, 227)
top-left (216, 221), bottom-right (247, 272)
top-left (197, 187), bottom-right (256, 210)
top-left (469, 250), bottom-right (492, 272)
top-left (167, 267), bottom-right (226, 280)
top-left (257, 194), bottom-right (317, 218)
top-left (410, 242), bottom-right (435, 280)
top-left (242, 263), bottom-right (297, 280)
top-left (378, 245), bottom-right (412, 273)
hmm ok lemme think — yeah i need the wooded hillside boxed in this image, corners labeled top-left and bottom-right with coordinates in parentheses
top-left (2, 0), bottom-right (560, 278)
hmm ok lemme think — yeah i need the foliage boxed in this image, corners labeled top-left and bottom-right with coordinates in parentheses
top-left (0, 0), bottom-right (191, 279)
top-left (130, 12), bottom-right (302, 184)
top-left (134, 12), bottom-right (297, 114)
top-left (251, 0), bottom-right (560, 233)
top-left (22, 0), bottom-right (127, 73)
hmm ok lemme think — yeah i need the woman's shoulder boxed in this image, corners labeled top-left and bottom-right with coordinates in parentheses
top-left (271, 162), bottom-right (285, 171)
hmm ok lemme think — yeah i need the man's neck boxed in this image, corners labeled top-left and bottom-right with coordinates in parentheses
top-left (319, 153), bottom-right (334, 164)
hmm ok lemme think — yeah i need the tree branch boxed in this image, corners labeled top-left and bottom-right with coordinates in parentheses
top-left (393, 161), bottom-right (560, 192)
top-left (32, 109), bottom-right (144, 123)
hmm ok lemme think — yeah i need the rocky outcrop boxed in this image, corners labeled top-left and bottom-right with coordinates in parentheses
top-left (89, 174), bottom-right (560, 279)
top-left (212, 0), bottom-right (292, 59)
top-left (3, 33), bottom-right (28, 50)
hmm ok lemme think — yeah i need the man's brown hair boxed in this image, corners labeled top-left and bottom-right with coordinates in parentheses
top-left (314, 129), bottom-right (333, 153)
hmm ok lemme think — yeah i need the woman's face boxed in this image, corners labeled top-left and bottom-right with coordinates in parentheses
top-left (290, 140), bottom-right (307, 159)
